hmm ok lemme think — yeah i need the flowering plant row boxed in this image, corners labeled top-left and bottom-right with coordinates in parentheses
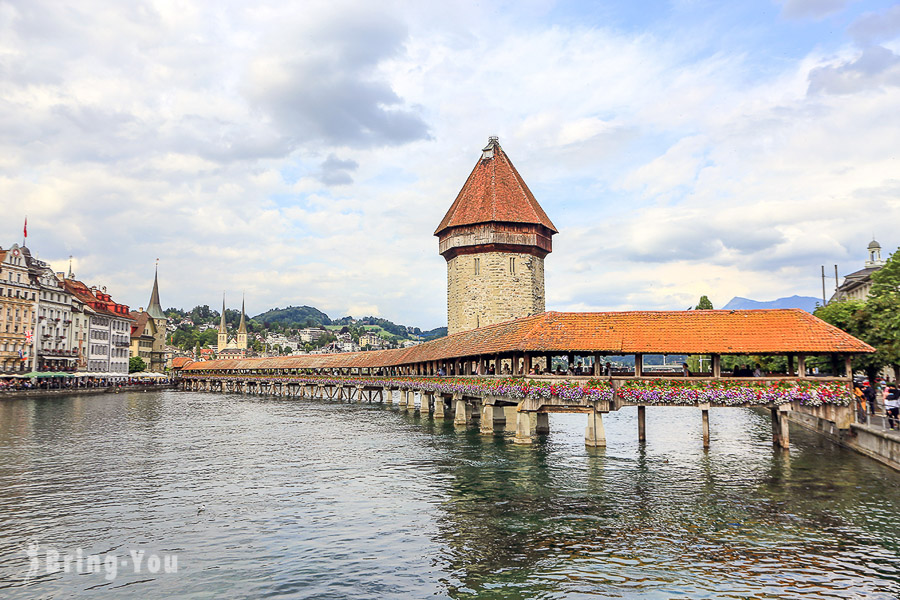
top-left (188, 374), bottom-right (615, 403)
top-left (616, 379), bottom-right (851, 407)
top-left (185, 373), bottom-right (851, 406)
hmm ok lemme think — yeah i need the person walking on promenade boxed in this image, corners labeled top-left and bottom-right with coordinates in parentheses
top-left (864, 382), bottom-right (877, 416)
top-left (854, 383), bottom-right (868, 424)
top-left (886, 385), bottom-right (900, 431)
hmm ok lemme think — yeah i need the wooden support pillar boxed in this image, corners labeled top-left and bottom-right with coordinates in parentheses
top-left (844, 355), bottom-right (853, 379)
top-left (700, 403), bottom-right (710, 448)
top-left (637, 405), bottom-right (646, 442)
top-left (585, 408), bottom-right (606, 447)
top-left (635, 354), bottom-right (643, 377)
top-left (545, 354), bottom-right (552, 374)
top-left (787, 354), bottom-right (795, 377)
top-left (593, 353), bottom-right (602, 376)
top-left (524, 353), bottom-right (532, 375)
top-left (798, 355), bottom-right (807, 378)
top-left (771, 405), bottom-right (790, 448)
top-left (712, 354), bottom-right (721, 378)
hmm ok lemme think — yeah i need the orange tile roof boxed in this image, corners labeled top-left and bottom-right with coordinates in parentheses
top-left (434, 138), bottom-right (557, 236)
top-left (172, 357), bottom-right (194, 369)
top-left (184, 309), bottom-right (872, 372)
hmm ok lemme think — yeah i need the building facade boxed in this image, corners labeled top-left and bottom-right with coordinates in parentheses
top-left (830, 239), bottom-right (889, 303)
top-left (0, 244), bottom-right (37, 374)
top-left (129, 266), bottom-right (168, 372)
top-left (435, 137), bottom-right (557, 334)
top-left (33, 263), bottom-right (77, 371)
top-left (64, 279), bottom-right (132, 375)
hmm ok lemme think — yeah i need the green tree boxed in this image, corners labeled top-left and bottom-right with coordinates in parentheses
top-left (813, 250), bottom-right (900, 381)
top-left (129, 356), bottom-right (147, 373)
top-left (695, 295), bottom-right (714, 310)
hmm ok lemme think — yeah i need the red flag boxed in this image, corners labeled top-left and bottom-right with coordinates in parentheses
top-left (23, 217), bottom-right (27, 240)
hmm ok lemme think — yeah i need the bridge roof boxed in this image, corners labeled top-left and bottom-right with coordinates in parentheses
top-left (434, 138), bottom-right (557, 236)
top-left (184, 309), bottom-right (872, 372)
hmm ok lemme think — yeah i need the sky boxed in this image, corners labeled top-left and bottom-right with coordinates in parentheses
top-left (1, 0), bottom-right (899, 329)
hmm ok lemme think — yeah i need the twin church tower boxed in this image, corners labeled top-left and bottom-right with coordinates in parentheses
top-left (436, 137), bottom-right (557, 335)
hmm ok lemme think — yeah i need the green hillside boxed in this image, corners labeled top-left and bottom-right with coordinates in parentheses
top-left (252, 305), bottom-right (332, 327)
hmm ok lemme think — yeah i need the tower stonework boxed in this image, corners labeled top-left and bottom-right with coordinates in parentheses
top-left (436, 137), bottom-right (557, 335)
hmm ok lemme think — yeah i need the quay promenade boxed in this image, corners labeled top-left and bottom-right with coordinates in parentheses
top-left (181, 309), bottom-right (872, 451)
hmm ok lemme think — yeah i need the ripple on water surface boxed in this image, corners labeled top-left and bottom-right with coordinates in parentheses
top-left (0, 392), bottom-right (899, 599)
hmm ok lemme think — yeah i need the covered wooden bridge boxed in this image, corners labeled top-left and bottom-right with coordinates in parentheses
top-left (180, 309), bottom-right (872, 449)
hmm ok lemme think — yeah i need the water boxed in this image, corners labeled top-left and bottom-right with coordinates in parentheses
top-left (1, 390), bottom-right (899, 599)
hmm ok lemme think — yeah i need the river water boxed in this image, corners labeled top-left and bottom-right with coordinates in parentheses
top-left (1, 389), bottom-right (899, 599)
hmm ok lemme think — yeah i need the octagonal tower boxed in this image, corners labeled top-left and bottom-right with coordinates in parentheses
top-left (436, 137), bottom-right (557, 334)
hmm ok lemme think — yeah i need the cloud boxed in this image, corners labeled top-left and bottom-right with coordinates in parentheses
top-left (1, 0), bottom-right (899, 330)
top-left (848, 4), bottom-right (900, 45)
top-left (243, 8), bottom-right (430, 149)
top-left (808, 45), bottom-right (900, 95)
top-left (779, 0), bottom-right (853, 20)
top-left (317, 155), bottom-right (360, 186)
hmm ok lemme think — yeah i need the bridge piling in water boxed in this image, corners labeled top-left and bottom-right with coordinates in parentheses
top-left (700, 404), bottom-right (710, 448)
top-left (637, 406), bottom-right (646, 443)
top-left (585, 408), bottom-right (606, 447)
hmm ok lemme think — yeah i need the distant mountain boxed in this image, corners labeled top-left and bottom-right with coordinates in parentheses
top-left (722, 295), bottom-right (820, 313)
top-left (252, 305), bottom-right (332, 327)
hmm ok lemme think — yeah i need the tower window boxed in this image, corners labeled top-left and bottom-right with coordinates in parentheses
top-left (509, 257), bottom-right (516, 274)
top-left (474, 258), bottom-right (480, 275)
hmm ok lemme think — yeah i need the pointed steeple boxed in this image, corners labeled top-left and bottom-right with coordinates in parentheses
top-left (67, 255), bottom-right (75, 279)
top-left (147, 261), bottom-right (165, 319)
top-left (435, 136), bottom-right (557, 237)
top-left (238, 295), bottom-right (247, 333)
top-left (219, 293), bottom-right (227, 333)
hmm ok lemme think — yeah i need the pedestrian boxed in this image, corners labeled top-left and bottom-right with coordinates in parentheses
top-left (886, 385), bottom-right (900, 430)
top-left (864, 383), bottom-right (877, 415)
top-left (854, 383), bottom-right (868, 423)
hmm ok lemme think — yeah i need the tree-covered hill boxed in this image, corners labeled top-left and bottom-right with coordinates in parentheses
top-left (252, 305), bottom-right (332, 327)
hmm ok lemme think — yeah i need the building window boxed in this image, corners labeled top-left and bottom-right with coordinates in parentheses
top-left (510, 257), bottom-right (516, 274)
top-left (474, 258), bottom-right (480, 275)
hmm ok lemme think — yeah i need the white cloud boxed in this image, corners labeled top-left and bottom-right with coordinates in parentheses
top-left (1, 0), bottom-right (898, 329)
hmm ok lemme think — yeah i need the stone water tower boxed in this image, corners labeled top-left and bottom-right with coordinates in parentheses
top-left (435, 137), bottom-right (557, 334)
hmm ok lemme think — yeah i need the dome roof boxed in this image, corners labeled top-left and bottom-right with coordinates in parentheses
top-left (868, 239), bottom-right (881, 250)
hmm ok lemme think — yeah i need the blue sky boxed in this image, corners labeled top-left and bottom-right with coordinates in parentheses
top-left (1, 0), bottom-right (898, 328)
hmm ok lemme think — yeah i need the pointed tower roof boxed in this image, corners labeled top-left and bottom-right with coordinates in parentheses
top-left (435, 137), bottom-right (558, 236)
top-left (219, 294), bottom-right (227, 333)
top-left (238, 296), bottom-right (247, 334)
top-left (147, 264), bottom-right (166, 320)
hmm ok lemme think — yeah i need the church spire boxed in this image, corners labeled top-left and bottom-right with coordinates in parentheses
top-left (147, 260), bottom-right (165, 320)
top-left (238, 295), bottom-right (247, 334)
top-left (219, 293), bottom-right (227, 333)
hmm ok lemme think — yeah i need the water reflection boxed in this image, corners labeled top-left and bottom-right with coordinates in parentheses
top-left (0, 392), bottom-right (897, 599)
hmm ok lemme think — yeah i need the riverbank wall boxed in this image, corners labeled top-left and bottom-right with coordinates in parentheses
top-left (786, 411), bottom-right (900, 472)
top-left (0, 383), bottom-right (177, 401)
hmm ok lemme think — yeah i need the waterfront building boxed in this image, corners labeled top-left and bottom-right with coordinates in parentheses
top-left (0, 244), bottom-right (38, 374)
top-left (68, 294), bottom-right (93, 370)
top-left (830, 239), bottom-right (888, 303)
top-left (129, 311), bottom-right (158, 367)
top-left (128, 267), bottom-right (168, 372)
top-left (63, 279), bottom-right (132, 375)
top-left (436, 137), bottom-right (558, 334)
top-left (32, 262), bottom-right (76, 372)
